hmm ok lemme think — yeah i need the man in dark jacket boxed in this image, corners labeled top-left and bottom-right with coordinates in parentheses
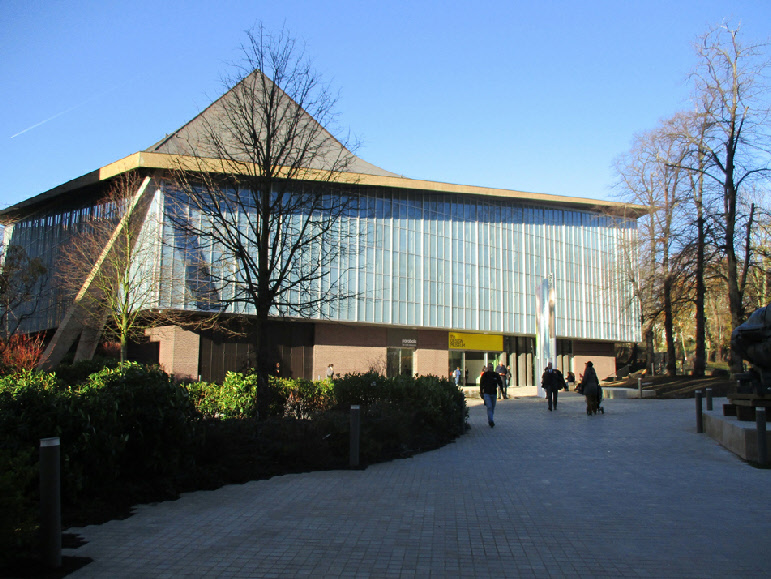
top-left (541, 362), bottom-right (564, 411)
top-left (480, 363), bottom-right (502, 427)
top-left (495, 362), bottom-right (508, 399)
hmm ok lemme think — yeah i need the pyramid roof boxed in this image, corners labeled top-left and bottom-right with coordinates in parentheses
top-left (144, 69), bottom-right (398, 178)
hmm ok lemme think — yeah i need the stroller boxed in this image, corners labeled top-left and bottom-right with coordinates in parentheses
top-left (586, 384), bottom-right (605, 415)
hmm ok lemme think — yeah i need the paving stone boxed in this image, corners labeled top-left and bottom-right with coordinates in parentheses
top-left (63, 393), bottom-right (769, 577)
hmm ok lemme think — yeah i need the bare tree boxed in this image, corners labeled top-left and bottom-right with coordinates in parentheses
top-left (663, 111), bottom-right (716, 377)
top-left (689, 22), bottom-right (771, 371)
top-left (166, 25), bottom-right (360, 413)
top-left (614, 121), bottom-right (691, 375)
top-left (55, 173), bottom-right (161, 364)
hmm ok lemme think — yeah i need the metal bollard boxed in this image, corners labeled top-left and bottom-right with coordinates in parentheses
top-left (705, 387), bottom-right (713, 411)
top-left (350, 405), bottom-right (361, 468)
top-left (638, 377), bottom-right (642, 399)
top-left (40, 437), bottom-right (61, 569)
top-left (756, 408), bottom-right (767, 466)
top-left (695, 391), bottom-right (703, 433)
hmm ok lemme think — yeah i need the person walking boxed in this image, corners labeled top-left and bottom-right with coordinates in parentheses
top-left (453, 367), bottom-right (461, 387)
top-left (480, 363), bottom-right (502, 427)
top-left (326, 363), bottom-right (334, 380)
top-left (495, 361), bottom-right (508, 399)
top-left (541, 361), bottom-right (564, 411)
top-left (580, 361), bottom-right (602, 415)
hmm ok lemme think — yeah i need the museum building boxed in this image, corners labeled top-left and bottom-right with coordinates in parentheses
top-left (0, 71), bottom-right (645, 387)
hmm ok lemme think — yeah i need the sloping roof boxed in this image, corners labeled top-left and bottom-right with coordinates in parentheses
top-left (144, 69), bottom-right (399, 179)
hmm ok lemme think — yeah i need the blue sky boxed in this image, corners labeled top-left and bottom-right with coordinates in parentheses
top-left (2, 0), bottom-right (769, 211)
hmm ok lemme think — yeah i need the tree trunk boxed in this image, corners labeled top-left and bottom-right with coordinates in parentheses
top-left (723, 176), bottom-right (745, 374)
top-left (253, 311), bottom-right (272, 420)
top-left (663, 276), bottom-right (677, 376)
top-left (255, 175), bottom-right (274, 420)
top-left (693, 190), bottom-right (707, 377)
top-left (645, 327), bottom-right (655, 376)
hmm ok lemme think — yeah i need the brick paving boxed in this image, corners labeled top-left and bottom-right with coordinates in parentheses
top-left (63, 392), bottom-right (770, 577)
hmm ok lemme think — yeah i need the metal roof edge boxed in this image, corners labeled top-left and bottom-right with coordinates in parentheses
top-left (1, 151), bottom-right (648, 222)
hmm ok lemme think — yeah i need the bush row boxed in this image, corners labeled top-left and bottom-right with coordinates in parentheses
top-left (0, 363), bottom-right (467, 568)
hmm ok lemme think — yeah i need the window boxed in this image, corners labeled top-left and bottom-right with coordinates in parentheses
top-left (387, 348), bottom-right (414, 377)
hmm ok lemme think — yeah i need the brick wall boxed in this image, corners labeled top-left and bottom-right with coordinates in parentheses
top-left (573, 340), bottom-right (616, 383)
top-left (147, 326), bottom-right (200, 380)
top-left (416, 329), bottom-right (449, 378)
top-left (313, 323), bottom-right (388, 379)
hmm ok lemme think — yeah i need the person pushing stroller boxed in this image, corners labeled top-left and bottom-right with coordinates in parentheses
top-left (580, 360), bottom-right (604, 415)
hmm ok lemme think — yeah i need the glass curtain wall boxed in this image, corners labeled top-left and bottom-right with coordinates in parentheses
top-left (156, 184), bottom-right (639, 343)
top-left (2, 180), bottom-right (639, 346)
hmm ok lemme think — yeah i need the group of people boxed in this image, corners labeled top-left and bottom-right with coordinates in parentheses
top-left (478, 359), bottom-right (604, 427)
top-left (540, 360), bottom-right (603, 415)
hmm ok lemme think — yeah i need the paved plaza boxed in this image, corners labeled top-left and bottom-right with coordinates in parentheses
top-left (63, 391), bottom-right (769, 578)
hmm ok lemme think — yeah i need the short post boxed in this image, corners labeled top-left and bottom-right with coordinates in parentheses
top-left (705, 387), bottom-right (713, 411)
top-left (695, 391), bottom-right (703, 434)
top-left (350, 405), bottom-right (361, 468)
top-left (638, 377), bottom-right (642, 399)
top-left (39, 437), bottom-right (61, 569)
top-left (756, 408), bottom-right (767, 466)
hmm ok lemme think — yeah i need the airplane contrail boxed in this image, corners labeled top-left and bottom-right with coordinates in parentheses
top-left (10, 77), bottom-right (141, 139)
top-left (11, 106), bottom-right (79, 138)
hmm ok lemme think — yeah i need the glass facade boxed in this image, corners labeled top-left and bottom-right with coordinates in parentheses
top-left (4, 179), bottom-right (640, 344)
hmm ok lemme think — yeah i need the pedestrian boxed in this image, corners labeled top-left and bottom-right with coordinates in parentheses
top-left (495, 361), bottom-right (508, 399)
top-left (541, 361), bottom-right (564, 411)
top-left (326, 363), bottom-right (334, 380)
top-left (479, 363), bottom-right (502, 427)
top-left (465, 367), bottom-right (469, 385)
top-left (580, 361), bottom-right (601, 415)
top-left (566, 371), bottom-right (576, 391)
top-left (453, 366), bottom-right (461, 387)
top-left (506, 365), bottom-right (512, 390)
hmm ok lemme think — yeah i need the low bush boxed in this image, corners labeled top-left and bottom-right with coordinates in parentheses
top-left (54, 356), bottom-right (120, 387)
top-left (76, 363), bottom-right (199, 481)
top-left (188, 371), bottom-right (261, 419)
top-left (0, 448), bottom-right (38, 567)
top-left (0, 333), bottom-right (45, 374)
top-left (189, 373), bottom-right (336, 420)
top-left (333, 372), bottom-right (467, 458)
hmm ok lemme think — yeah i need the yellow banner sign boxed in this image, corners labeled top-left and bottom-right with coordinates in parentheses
top-left (448, 332), bottom-right (503, 351)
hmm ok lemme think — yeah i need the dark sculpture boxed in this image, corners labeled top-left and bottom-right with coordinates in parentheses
top-left (731, 302), bottom-right (771, 395)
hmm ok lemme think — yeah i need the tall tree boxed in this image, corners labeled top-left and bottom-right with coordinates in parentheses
top-left (614, 122), bottom-right (690, 375)
top-left (689, 23), bottom-right (771, 371)
top-left (664, 111), bottom-right (714, 377)
top-left (167, 25), bottom-right (359, 415)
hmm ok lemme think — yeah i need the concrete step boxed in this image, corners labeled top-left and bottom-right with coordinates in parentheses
top-left (602, 387), bottom-right (656, 399)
